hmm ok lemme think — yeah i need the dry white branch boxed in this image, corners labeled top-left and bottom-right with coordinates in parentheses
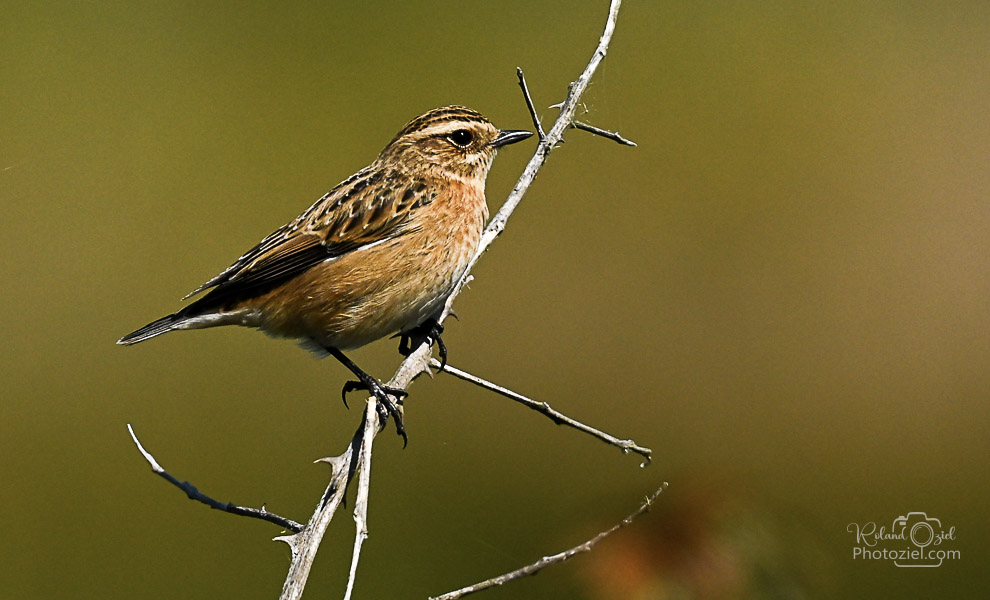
top-left (278, 349), bottom-right (433, 600)
top-left (276, 432), bottom-right (362, 599)
top-left (433, 360), bottom-right (652, 465)
top-left (429, 483), bottom-right (668, 600)
top-left (343, 401), bottom-right (378, 600)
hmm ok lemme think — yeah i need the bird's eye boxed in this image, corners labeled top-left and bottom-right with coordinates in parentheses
top-left (447, 129), bottom-right (474, 148)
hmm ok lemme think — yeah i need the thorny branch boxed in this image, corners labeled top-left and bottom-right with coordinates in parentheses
top-left (429, 484), bottom-right (668, 600)
top-left (342, 401), bottom-right (377, 600)
top-left (276, 405), bottom-right (377, 600)
top-left (279, 343), bottom-right (429, 600)
top-left (572, 120), bottom-right (637, 146)
top-left (432, 359), bottom-right (652, 465)
top-left (127, 424), bottom-right (303, 532)
top-left (132, 1), bottom-right (644, 598)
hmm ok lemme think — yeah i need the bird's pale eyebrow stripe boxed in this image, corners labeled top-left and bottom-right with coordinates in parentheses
top-left (417, 120), bottom-right (488, 139)
top-left (400, 112), bottom-right (487, 135)
top-left (418, 107), bottom-right (483, 123)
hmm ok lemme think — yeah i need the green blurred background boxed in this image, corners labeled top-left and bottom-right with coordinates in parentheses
top-left (2, 1), bottom-right (988, 598)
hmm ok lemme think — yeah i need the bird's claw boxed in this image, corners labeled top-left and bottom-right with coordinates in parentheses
top-left (340, 378), bottom-right (409, 446)
top-left (341, 380), bottom-right (358, 408)
top-left (398, 319), bottom-right (447, 372)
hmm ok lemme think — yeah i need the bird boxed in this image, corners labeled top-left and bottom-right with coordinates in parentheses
top-left (118, 106), bottom-right (532, 443)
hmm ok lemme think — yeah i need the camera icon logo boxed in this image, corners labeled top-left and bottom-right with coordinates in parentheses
top-left (892, 512), bottom-right (943, 567)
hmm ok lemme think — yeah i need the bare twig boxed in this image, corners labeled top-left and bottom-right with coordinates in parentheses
top-left (437, 0), bottom-right (624, 325)
top-left (430, 483), bottom-right (668, 600)
top-left (127, 424), bottom-right (304, 533)
top-left (516, 68), bottom-right (546, 142)
top-left (433, 360), bottom-right (652, 465)
top-left (343, 402), bottom-right (378, 600)
top-left (572, 120), bottom-right (637, 146)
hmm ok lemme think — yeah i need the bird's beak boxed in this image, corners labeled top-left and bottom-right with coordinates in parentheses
top-left (492, 129), bottom-right (533, 148)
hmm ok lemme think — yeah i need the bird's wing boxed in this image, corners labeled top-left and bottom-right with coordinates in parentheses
top-left (185, 166), bottom-right (435, 300)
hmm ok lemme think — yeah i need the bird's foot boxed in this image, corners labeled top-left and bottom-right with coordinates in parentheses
top-left (398, 319), bottom-right (447, 371)
top-left (341, 378), bottom-right (408, 446)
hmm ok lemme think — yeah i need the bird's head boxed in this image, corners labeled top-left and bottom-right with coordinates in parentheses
top-left (378, 106), bottom-right (532, 180)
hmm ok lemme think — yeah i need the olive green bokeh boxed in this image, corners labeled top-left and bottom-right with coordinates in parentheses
top-left (2, 1), bottom-right (988, 598)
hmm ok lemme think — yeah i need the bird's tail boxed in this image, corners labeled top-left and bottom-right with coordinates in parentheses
top-left (117, 313), bottom-right (182, 345)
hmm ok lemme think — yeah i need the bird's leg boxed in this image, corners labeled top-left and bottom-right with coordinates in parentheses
top-left (326, 347), bottom-right (408, 445)
top-left (397, 333), bottom-right (412, 357)
top-left (398, 319), bottom-right (447, 371)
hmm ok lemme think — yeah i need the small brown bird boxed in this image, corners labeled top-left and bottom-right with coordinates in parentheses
top-left (119, 106), bottom-right (532, 441)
